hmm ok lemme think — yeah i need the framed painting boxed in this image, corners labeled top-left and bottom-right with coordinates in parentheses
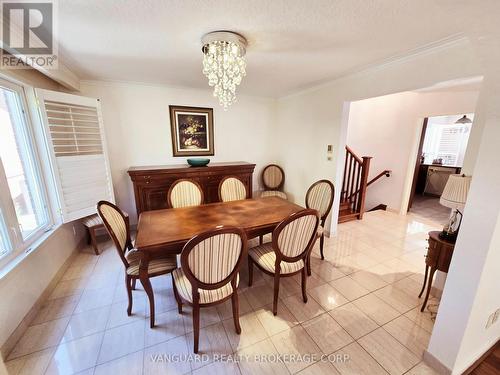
top-left (169, 105), bottom-right (214, 157)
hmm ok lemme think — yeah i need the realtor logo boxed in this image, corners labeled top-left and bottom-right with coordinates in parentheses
top-left (1, 0), bottom-right (58, 69)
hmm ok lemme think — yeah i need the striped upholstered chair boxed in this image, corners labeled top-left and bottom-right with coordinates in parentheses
top-left (218, 176), bottom-right (248, 202)
top-left (248, 209), bottom-right (319, 315)
top-left (168, 179), bottom-right (204, 208)
top-left (260, 190), bottom-right (288, 199)
top-left (305, 180), bottom-right (335, 261)
top-left (172, 226), bottom-right (247, 353)
top-left (260, 164), bottom-right (287, 199)
top-left (97, 201), bottom-right (177, 321)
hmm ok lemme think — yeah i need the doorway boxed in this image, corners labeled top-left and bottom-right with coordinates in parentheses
top-left (407, 113), bottom-right (474, 224)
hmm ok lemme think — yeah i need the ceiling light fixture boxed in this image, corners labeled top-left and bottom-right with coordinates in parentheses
top-left (455, 115), bottom-right (472, 124)
top-left (201, 31), bottom-right (247, 110)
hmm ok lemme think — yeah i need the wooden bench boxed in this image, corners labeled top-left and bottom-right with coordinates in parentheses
top-left (82, 214), bottom-right (105, 255)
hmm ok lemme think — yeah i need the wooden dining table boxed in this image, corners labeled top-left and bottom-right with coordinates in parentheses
top-left (135, 196), bottom-right (305, 327)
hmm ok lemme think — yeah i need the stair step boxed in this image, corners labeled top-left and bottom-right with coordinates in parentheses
top-left (339, 201), bottom-right (351, 210)
top-left (338, 212), bottom-right (360, 223)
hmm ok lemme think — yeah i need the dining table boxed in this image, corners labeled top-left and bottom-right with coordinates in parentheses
top-left (135, 196), bottom-right (305, 327)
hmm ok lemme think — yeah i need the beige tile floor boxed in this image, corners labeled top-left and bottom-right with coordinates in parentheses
top-left (410, 195), bottom-right (450, 226)
top-left (5, 210), bottom-right (443, 375)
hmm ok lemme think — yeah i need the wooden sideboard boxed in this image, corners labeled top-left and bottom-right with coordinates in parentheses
top-left (127, 162), bottom-right (256, 216)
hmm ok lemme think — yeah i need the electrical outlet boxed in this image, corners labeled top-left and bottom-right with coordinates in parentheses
top-left (485, 308), bottom-right (500, 329)
top-left (493, 309), bottom-right (500, 324)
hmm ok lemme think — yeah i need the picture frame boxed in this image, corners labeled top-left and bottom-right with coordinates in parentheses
top-left (169, 105), bottom-right (214, 157)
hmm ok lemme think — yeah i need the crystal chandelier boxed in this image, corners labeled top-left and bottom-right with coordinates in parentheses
top-left (202, 31), bottom-right (247, 110)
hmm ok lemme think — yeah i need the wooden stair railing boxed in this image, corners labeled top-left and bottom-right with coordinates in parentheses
top-left (339, 147), bottom-right (391, 223)
top-left (345, 169), bottom-right (392, 202)
top-left (340, 146), bottom-right (372, 222)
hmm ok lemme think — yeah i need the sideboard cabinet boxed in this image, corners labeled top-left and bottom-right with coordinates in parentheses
top-left (127, 162), bottom-right (256, 216)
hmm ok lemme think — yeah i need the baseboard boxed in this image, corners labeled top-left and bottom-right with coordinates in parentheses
top-left (423, 350), bottom-right (452, 375)
top-left (461, 339), bottom-right (500, 375)
top-left (431, 285), bottom-right (443, 298)
top-left (0, 237), bottom-right (87, 360)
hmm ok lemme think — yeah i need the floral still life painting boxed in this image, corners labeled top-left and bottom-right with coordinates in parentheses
top-left (169, 105), bottom-right (214, 156)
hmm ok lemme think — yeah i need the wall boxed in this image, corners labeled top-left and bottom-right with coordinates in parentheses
top-left (346, 90), bottom-right (479, 213)
top-left (80, 81), bottom-right (277, 224)
top-left (426, 30), bottom-right (500, 374)
top-left (274, 30), bottom-right (500, 374)
top-left (0, 68), bottom-right (86, 354)
top-left (275, 39), bottom-right (481, 234)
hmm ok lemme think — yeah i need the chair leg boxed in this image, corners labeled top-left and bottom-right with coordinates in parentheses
top-left (248, 257), bottom-right (254, 286)
top-left (89, 228), bottom-right (99, 255)
top-left (231, 292), bottom-right (241, 334)
top-left (125, 275), bottom-right (133, 316)
top-left (172, 274), bottom-right (182, 314)
top-left (192, 297), bottom-right (200, 353)
top-left (272, 273), bottom-right (280, 316)
top-left (131, 278), bottom-right (136, 290)
top-left (319, 234), bottom-right (325, 260)
top-left (301, 268), bottom-right (308, 303)
top-left (306, 253), bottom-right (312, 276)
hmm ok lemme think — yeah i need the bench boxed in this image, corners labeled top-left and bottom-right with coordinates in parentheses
top-left (82, 214), bottom-right (105, 255)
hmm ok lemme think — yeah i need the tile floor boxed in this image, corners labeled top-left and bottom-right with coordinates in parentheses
top-left (5, 210), bottom-right (443, 375)
top-left (410, 195), bottom-right (450, 226)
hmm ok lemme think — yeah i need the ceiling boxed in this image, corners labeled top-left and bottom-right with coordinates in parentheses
top-left (56, 0), bottom-right (488, 97)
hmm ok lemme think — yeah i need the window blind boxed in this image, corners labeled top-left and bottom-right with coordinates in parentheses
top-left (35, 89), bottom-right (114, 223)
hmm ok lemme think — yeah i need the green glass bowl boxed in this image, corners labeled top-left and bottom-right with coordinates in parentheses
top-left (187, 158), bottom-right (210, 167)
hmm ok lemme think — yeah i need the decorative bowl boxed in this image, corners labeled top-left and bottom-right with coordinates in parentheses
top-left (187, 158), bottom-right (210, 167)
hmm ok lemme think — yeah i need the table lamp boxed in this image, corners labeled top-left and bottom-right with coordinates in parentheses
top-left (439, 174), bottom-right (471, 242)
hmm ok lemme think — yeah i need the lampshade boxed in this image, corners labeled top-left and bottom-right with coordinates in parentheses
top-left (440, 174), bottom-right (471, 209)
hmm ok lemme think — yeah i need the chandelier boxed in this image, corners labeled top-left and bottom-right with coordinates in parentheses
top-left (202, 31), bottom-right (247, 110)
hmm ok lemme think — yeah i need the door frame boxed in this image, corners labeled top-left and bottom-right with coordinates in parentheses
top-left (407, 117), bottom-right (428, 211)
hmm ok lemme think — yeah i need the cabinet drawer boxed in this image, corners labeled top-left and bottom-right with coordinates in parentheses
top-left (425, 240), bottom-right (439, 266)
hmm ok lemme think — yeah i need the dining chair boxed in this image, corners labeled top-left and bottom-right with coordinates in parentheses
top-left (218, 176), bottom-right (248, 202)
top-left (260, 190), bottom-right (288, 199)
top-left (168, 179), bottom-right (204, 208)
top-left (305, 179), bottom-right (335, 262)
top-left (172, 226), bottom-right (248, 353)
top-left (248, 209), bottom-right (319, 315)
top-left (262, 164), bottom-right (285, 190)
top-left (97, 201), bottom-right (177, 323)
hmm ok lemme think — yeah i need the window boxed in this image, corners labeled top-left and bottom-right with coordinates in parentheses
top-left (422, 114), bottom-right (474, 167)
top-left (0, 79), bottom-right (51, 263)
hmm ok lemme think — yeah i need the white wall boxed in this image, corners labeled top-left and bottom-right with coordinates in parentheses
top-left (80, 81), bottom-right (277, 224)
top-left (346, 90), bottom-right (479, 213)
top-left (427, 30), bottom-right (500, 374)
top-left (275, 39), bottom-right (481, 233)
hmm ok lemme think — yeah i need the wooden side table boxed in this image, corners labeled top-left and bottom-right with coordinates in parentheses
top-left (419, 231), bottom-right (455, 312)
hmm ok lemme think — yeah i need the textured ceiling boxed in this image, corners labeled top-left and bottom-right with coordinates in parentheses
top-left (57, 0), bottom-right (489, 97)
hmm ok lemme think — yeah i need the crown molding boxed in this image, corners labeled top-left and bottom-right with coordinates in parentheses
top-left (279, 33), bottom-right (471, 100)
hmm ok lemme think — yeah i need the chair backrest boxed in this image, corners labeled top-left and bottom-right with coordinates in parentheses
top-left (218, 176), bottom-right (247, 202)
top-left (260, 190), bottom-right (287, 200)
top-left (97, 200), bottom-right (131, 267)
top-left (305, 180), bottom-right (335, 222)
top-left (272, 209), bottom-right (319, 262)
top-left (262, 164), bottom-right (285, 190)
top-left (180, 226), bottom-right (247, 291)
top-left (168, 179), bottom-right (204, 208)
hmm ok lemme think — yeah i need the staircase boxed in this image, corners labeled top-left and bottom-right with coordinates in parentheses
top-left (339, 146), bottom-right (391, 223)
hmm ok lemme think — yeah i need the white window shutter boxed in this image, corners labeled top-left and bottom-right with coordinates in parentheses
top-left (35, 89), bottom-right (114, 223)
